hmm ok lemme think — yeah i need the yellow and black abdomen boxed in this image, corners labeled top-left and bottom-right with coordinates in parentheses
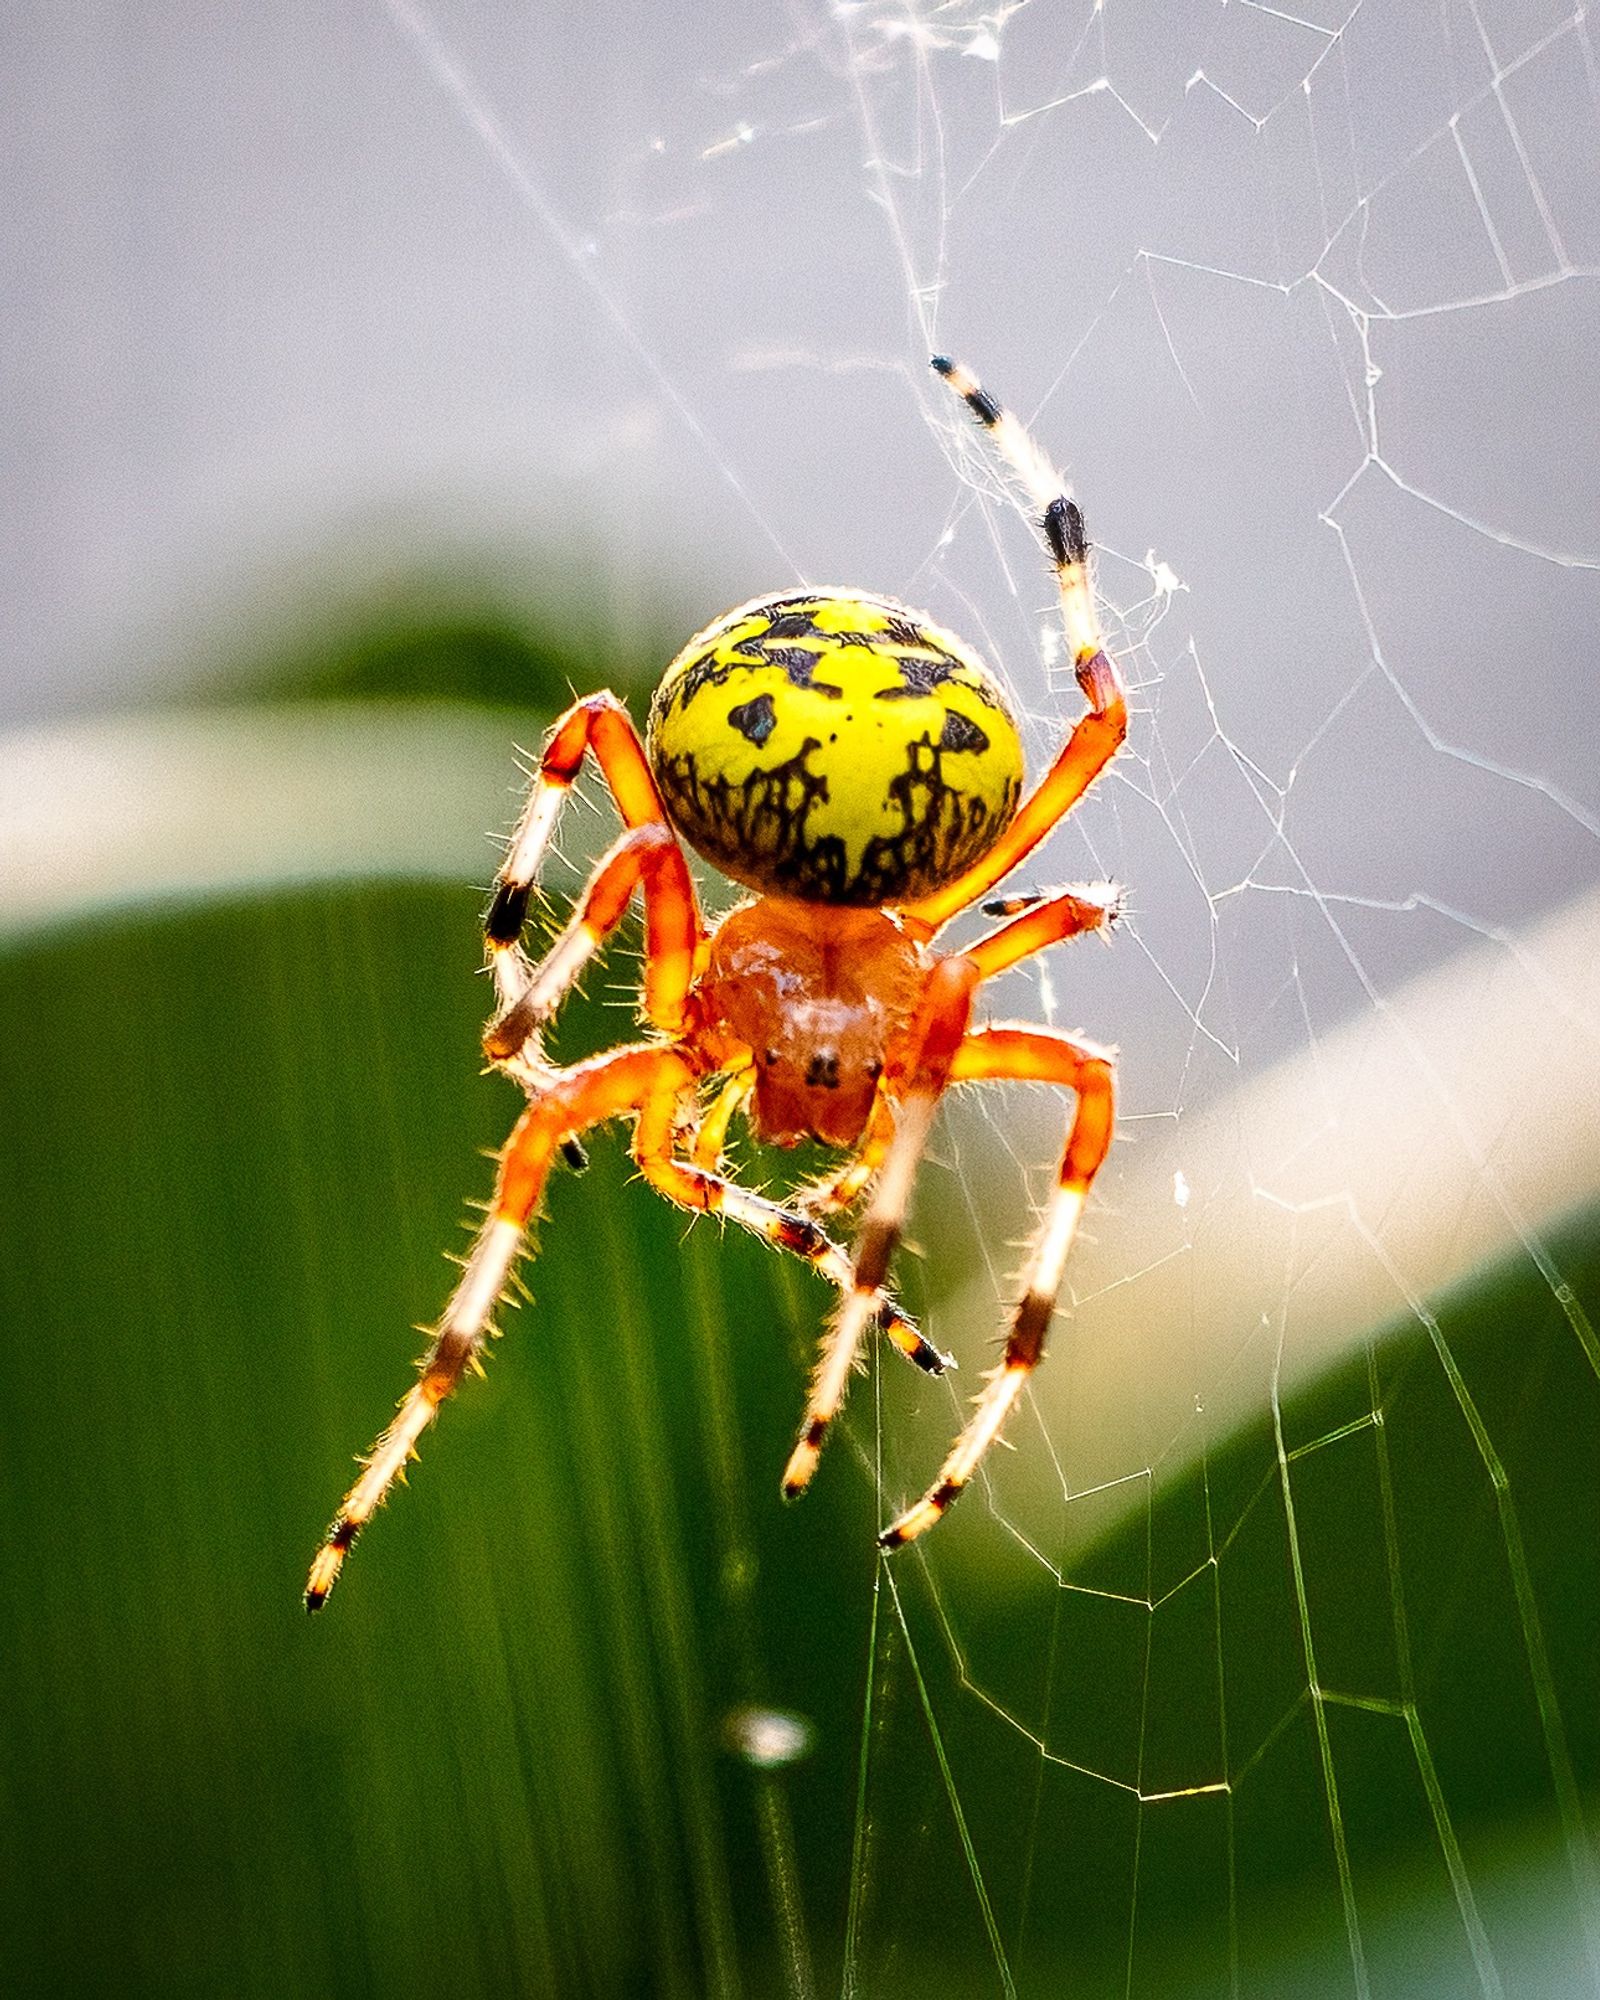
top-left (646, 591), bottom-right (1024, 906)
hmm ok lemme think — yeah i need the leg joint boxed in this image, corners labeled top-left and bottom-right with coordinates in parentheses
top-left (1009, 1291), bottom-right (1055, 1371)
top-left (1045, 496), bottom-right (1087, 567)
top-left (853, 1215), bottom-right (897, 1293)
top-left (773, 1214), bottom-right (829, 1261)
top-left (486, 880), bottom-right (533, 946)
top-left (541, 690), bottom-right (627, 783)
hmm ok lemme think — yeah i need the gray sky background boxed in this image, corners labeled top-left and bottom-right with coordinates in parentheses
top-left (5, 0), bottom-right (1598, 1120)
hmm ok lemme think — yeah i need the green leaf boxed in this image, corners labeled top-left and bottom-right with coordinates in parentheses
top-left (1, 886), bottom-right (1594, 1997)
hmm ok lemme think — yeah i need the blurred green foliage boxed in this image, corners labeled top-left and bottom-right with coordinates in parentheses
top-left (263, 606), bottom-right (602, 713)
top-left (1, 882), bottom-right (1595, 1998)
top-left (201, 567), bottom-right (676, 716)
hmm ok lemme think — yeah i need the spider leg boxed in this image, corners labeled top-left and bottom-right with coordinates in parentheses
top-left (782, 956), bottom-right (981, 1498)
top-left (794, 1090), bottom-right (896, 1217)
top-left (305, 1041), bottom-right (695, 1611)
top-left (485, 822), bottom-right (698, 1066)
top-left (878, 1024), bottom-right (1115, 1549)
top-left (633, 1082), bottom-right (953, 1376)
top-left (485, 690), bottom-right (702, 1030)
top-left (897, 360), bottom-right (1128, 943)
top-left (691, 1066), bottom-right (753, 1171)
top-left (964, 882), bottom-right (1123, 983)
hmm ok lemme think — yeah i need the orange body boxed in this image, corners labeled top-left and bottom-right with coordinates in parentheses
top-left (697, 899), bottom-right (925, 1148)
top-left (306, 357), bottom-right (1131, 1610)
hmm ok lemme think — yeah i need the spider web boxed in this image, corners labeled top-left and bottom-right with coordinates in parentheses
top-left (818, 7), bottom-right (1600, 1992)
top-left (350, 2), bottom-right (1600, 1992)
top-left (16, 0), bottom-right (1596, 1992)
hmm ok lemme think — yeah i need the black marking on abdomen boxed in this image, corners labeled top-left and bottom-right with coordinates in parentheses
top-left (729, 692), bottom-right (778, 746)
top-left (760, 646), bottom-right (845, 694)
top-left (938, 710), bottom-right (990, 754)
top-left (883, 613), bottom-right (930, 647)
top-left (875, 654), bottom-right (957, 698)
top-left (656, 680), bottom-right (1019, 905)
top-left (665, 648), bottom-right (747, 713)
top-left (655, 736), bottom-right (845, 900)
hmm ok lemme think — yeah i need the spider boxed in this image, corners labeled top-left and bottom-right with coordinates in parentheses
top-left (305, 357), bottom-right (1127, 1611)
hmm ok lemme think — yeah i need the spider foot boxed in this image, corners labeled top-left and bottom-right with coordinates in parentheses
top-left (980, 879), bottom-right (1124, 928)
top-left (878, 1480), bottom-right (963, 1551)
top-left (305, 1512), bottom-right (361, 1612)
top-left (781, 1419), bottom-right (829, 1501)
top-left (880, 1301), bottom-right (956, 1376)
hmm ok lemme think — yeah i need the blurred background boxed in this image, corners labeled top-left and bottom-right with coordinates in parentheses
top-left (2, 2), bottom-right (1597, 1994)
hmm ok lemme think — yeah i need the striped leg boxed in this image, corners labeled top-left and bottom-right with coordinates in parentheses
top-left (305, 1043), bottom-right (694, 1611)
top-left (633, 1087), bottom-right (953, 1377)
top-left (485, 822), bottom-right (699, 1064)
top-left (781, 956), bottom-right (981, 1499)
top-left (485, 690), bottom-right (701, 1031)
top-left (965, 882), bottom-right (1123, 981)
top-left (879, 1025), bottom-right (1115, 1549)
top-left (898, 359), bottom-right (1128, 943)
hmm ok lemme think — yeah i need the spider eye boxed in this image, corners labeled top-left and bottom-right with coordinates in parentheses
top-left (763, 1047), bottom-right (780, 1067)
top-left (866, 1061), bottom-right (883, 1082)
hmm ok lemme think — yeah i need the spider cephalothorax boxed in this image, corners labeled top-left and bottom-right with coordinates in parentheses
top-left (699, 900), bottom-right (921, 1148)
top-left (307, 357), bottom-right (1128, 1610)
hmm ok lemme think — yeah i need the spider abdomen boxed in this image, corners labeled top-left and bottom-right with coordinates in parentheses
top-left (646, 591), bottom-right (1023, 906)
